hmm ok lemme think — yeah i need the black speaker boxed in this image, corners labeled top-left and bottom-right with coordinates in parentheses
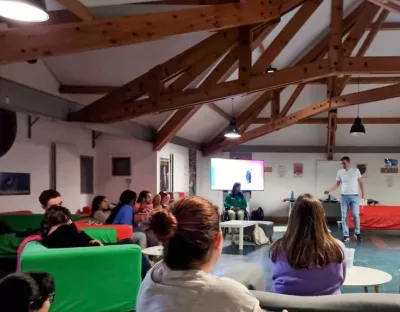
top-left (0, 108), bottom-right (17, 158)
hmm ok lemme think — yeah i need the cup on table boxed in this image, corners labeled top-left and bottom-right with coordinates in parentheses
top-left (346, 248), bottom-right (355, 268)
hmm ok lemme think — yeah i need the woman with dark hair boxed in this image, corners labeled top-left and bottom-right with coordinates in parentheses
top-left (41, 206), bottom-right (103, 248)
top-left (224, 182), bottom-right (247, 220)
top-left (270, 193), bottom-right (346, 296)
top-left (90, 195), bottom-right (110, 224)
top-left (0, 272), bottom-right (55, 312)
top-left (137, 196), bottom-right (266, 312)
top-left (159, 191), bottom-right (171, 208)
top-left (41, 206), bottom-right (150, 279)
top-left (106, 190), bottom-right (149, 249)
top-left (136, 190), bottom-right (153, 213)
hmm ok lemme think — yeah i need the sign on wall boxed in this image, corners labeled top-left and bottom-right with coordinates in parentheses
top-left (293, 163), bottom-right (303, 178)
top-left (160, 158), bottom-right (170, 192)
top-left (0, 172), bottom-right (30, 195)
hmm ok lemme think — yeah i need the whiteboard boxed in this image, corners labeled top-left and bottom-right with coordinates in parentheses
top-left (316, 161), bottom-right (341, 198)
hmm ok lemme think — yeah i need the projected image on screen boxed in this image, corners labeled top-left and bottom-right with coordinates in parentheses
top-left (211, 158), bottom-right (264, 191)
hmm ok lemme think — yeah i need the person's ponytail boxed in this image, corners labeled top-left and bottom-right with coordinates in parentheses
top-left (149, 209), bottom-right (178, 242)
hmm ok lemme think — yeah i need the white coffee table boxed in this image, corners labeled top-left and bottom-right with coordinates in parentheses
top-left (343, 266), bottom-right (392, 293)
top-left (142, 246), bottom-right (163, 257)
top-left (220, 220), bottom-right (258, 250)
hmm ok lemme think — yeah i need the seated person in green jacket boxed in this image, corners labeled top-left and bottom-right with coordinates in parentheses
top-left (224, 182), bottom-right (247, 220)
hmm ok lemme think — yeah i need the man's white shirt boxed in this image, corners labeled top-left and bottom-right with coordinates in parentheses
top-left (336, 168), bottom-right (361, 195)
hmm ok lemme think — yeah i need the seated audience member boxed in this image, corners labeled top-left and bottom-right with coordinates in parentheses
top-left (137, 196), bottom-right (266, 312)
top-left (90, 195), bottom-right (111, 224)
top-left (159, 191), bottom-right (171, 208)
top-left (152, 194), bottom-right (162, 210)
top-left (106, 190), bottom-right (148, 249)
top-left (224, 182), bottom-right (247, 220)
top-left (41, 206), bottom-right (150, 279)
top-left (39, 190), bottom-right (62, 210)
top-left (136, 191), bottom-right (153, 213)
top-left (0, 272), bottom-right (55, 312)
top-left (270, 193), bottom-right (346, 296)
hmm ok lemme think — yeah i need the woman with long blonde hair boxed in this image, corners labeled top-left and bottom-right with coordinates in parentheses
top-left (270, 193), bottom-right (346, 296)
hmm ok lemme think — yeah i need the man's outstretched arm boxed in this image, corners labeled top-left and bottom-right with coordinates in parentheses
top-left (324, 181), bottom-right (341, 194)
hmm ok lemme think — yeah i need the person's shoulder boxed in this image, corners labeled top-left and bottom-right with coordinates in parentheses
top-left (205, 275), bottom-right (259, 311)
top-left (337, 168), bottom-right (345, 174)
top-left (206, 275), bottom-right (255, 299)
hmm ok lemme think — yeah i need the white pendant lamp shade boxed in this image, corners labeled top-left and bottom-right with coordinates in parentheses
top-left (0, 0), bottom-right (49, 22)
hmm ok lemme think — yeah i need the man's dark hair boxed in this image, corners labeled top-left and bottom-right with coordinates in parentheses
top-left (0, 272), bottom-right (55, 311)
top-left (39, 190), bottom-right (61, 207)
top-left (340, 156), bottom-right (351, 163)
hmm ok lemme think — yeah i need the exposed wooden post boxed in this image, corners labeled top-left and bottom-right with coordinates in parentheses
top-left (238, 26), bottom-right (253, 82)
top-left (271, 90), bottom-right (281, 119)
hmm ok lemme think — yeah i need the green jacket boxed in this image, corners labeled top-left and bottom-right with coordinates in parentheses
top-left (224, 193), bottom-right (247, 210)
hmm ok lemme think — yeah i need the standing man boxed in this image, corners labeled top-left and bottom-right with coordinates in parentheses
top-left (325, 157), bottom-right (365, 242)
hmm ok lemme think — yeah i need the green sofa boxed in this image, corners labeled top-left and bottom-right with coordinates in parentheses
top-left (21, 228), bottom-right (142, 312)
top-left (0, 214), bottom-right (87, 259)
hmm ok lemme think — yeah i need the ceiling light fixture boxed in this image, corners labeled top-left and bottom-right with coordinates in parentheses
top-left (0, 0), bottom-right (49, 22)
top-left (266, 65), bottom-right (277, 73)
top-left (224, 98), bottom-right (241, 138)
top-left (350, 77), bottom-right (366, 136)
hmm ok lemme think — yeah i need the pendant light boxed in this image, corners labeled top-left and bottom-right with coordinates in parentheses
top-left (266, 65), bottom-right (277, 73)
top-left (0, 0), bottom-right (49, 22)
top-left (224, 98), bottom-right (241, 138)
top-left (350, 78), bottom-right (366, 136)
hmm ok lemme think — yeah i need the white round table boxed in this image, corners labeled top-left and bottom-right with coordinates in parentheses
top-left (343, 266), bottom-right (392, 293)
top-left (142, 246), bottom-right (164, 257)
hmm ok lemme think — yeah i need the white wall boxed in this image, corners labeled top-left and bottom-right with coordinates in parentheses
top-left (197, 153), bottom-right (400, 216)
top-left (0, 113), bottom-right (95, 213)
top-left (96, 134), bottom-right (157, 203)
top-left (157, 143), bottom-right (189, 193)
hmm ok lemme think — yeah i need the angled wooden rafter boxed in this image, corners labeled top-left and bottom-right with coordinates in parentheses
top-left (206, 103), bottom-right (231, 121)
top-left (204, 82), bottom-right (400, 155)
top-left (253, 117), bottom-right (400, 125)
top-left (203, 91), bottom-right (272, 149)
top-left (57, 0), bottom-right (94, 21)
top-left (95, 58), bottom-right (333, 123)
top-left (252, 0), bottom-right (323, 74)
top-left (367, 0), bottom-right (400, 13)
top-left (0, 0), bottom-right (285, 65)
top-left (279, 2), bottom-right (365, 119)
top-left (69, 29), bottom-right (239, 121)
top-left (151, 22), bottom-right (278, 151)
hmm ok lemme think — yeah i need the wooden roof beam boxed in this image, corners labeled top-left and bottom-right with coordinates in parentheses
top-left (69, 29), bottom-right (239, 121)
top-left (93, 59), bottom-right (334, 123)
top-left (0, 0), bottom-right (285, 65)
top-left (152, 22), bottom-right (277, 151)
top-left (252, 0), bottom-right (323, 74)
top-left (205, 82), bottom-right (400, 154)
top-left (253, 118), bottom-right (400, 124)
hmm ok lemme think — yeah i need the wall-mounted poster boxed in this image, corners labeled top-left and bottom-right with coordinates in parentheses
top-left (0, 172), bottom-right (30, 195)
top-left (160, 158), bottom-right (170, 192)
top-left (293, 163), bottom-right (303, 177)
top-left (357, 164), bottom-right (367, 178)
top-left (277, 165), bottom-right (286, 178)
top-left (188, 149), bottom-right (197, 195)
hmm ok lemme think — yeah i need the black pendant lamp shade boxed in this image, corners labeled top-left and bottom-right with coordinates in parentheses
top-left (224, 120), bottom-right (241, 138)
top-left (266, 65), bottom-right (277, 73)
top-left (350, 117), bottom-right (366, 136)
top-left (0, 0), bottom-right (49, 22)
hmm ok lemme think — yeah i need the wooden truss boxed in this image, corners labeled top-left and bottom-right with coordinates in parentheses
top-left (1, 0), bottom-right (398, 159)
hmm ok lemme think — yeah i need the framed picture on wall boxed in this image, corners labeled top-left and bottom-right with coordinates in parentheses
top-left (357, 164), bottom-right (367, 178)
top-left (112, 157), bottom-right (131, 176)
top-left (0, 172), bottom-right (30, 195)
top-left (160, 158), bottom-right (170, 192)
top-left (293, 163), bottom-right (303, 178)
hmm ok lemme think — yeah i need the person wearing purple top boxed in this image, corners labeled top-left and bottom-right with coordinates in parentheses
top-left (270, 193), bottom-right (347, 296)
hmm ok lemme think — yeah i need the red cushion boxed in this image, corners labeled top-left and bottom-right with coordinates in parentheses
top-left (75, 219), bottom-right (133, 240)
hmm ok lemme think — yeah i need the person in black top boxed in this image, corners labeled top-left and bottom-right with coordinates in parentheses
top-left (40, 206), bottom-right (150, 279)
